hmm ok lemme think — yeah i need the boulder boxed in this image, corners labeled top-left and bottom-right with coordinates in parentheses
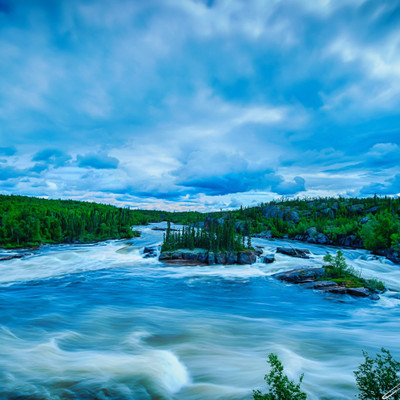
top-left (143, 246), bottom-right (157, 254)
top-left (276, 247), bottom-right (311, 259)
top-left (254, 247), bottom-right (263, 256)
top-left (273, 267), bottom-right (325, 283)
top-left (226, 251), bottom-right (238, 264)
top-left (262, 205), bottom-right (284, 219)
top-left (360, 217), bottom-right (370, 224)
top-left (237, 250), bottom-right (257, 265)
top-left (285, 210), bottom-right (300, 224)
top-left (263, 254), bottom-right (275, 264)
top-left (320, 208), bottom-right (335, 219)
top-left (347, 204), bottom-right (365, 214)
top-left (215, 253), bottom-right (227, 264)
top-left (366, 206), bottom-right (379, 214)
top-left (302, 280), bottom-right (337, 290)
top-left (253, 230), bottom-right (272, 239)
top-left (207, 252), bottom-right (216, 265)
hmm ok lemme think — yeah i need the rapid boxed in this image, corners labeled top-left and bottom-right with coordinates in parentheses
top-left (0, 223), bottom-right (399, 400)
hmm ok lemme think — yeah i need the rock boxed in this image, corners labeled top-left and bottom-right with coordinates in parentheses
top-left (302, 281), bottom-right (337, 289)
top-left (347, 287), bottom-right (373, 298)
top-left (0, 254), bottom-right (24, 261)
top-left (262, 205), bottom-right (284, 219)
top-left (226, 251), bottom-right (237, 264)
top-left (347, 204), bottom-right (365, 214)
top-left (286, 210), bottom-right (300, 224)
top-left (374, 248), bottom-right (400, 264)
top-left (366, 206), bottom-right (379, 214)
top-left (215, 253), bottom-right (227, 264)
top-left (331, 202), bottom-right (339, 210)
top-left (253, 230), bottom-right (272, 239)
top-left (360, 217), bottom-right (370, 224)
top-left (338, 235), bottom-right (362, 248)
top-left (144, 253), bottom-right (157, 258)
top-left (273, 267), bottom-right (325, 283)
top-left (197, 252), bottom-right (208, 264)
top-left (263, 254), bottom-right (275, 264)
top-left (253, 247), bottom-right (263, 256)
top-left (276, 247), bottom-right (311, 259)
top-left (320, 208), bottom-right (335, 219)
top-left (237, 251), bottom-right (257, 265)
top-left (143, 246), bottom-right (157, 254)
top-left (207, 252), bottom-right (216, 265)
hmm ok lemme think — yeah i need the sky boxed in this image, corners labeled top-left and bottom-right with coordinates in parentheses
top-left (0, 0), bottom-right (400, 211)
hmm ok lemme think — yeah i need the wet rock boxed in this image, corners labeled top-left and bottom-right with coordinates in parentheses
top-left (254, 247), bottom-right (263, 256)
top-left (143, 246), bottom-right (157, 254)
top-left (263, 254), bottom-right (275, 264)
top-left (0, 254), bottom-right (24, 261)
top-left (276, 247), bottom-right (311, 259)
top-left (237, 251), bottom-right (257, 265)
top-left (302, 280), bottom-right (337, 289)
top-left (373, 248), bottom-right (400, 264)
top-left (226, 251), bottom-right (237, 264)
top-left (253, 230), bottom-right (272, 239)
top-left (207, 252), bottom-right (216, 265)
top-left (215, 253), bottom-right (227, 264)
top-left (273, 267), bottom-right (325, 283)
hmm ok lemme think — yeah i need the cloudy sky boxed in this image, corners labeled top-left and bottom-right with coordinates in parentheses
top-left (0, 0), bottom-right (399, 210)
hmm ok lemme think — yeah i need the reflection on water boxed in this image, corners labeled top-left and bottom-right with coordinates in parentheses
top-left (0, 223), bottom-right (399, 399)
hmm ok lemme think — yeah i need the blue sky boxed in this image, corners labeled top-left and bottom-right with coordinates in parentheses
top-left (0, 0), bottom-right (399, 210)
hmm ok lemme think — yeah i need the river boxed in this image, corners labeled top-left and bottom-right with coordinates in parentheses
top-left (0, 223), bottom-right (399, 399)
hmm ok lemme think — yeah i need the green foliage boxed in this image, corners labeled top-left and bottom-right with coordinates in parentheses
top-left (0, 195), bottom-right (181, 248)
top-left (161, 217), bottom-right (249, 252)
top-left (361, 212), bottom-right (400, 251)
top-left (253, 353), bottom-right (307, 400)
top-left (354, 348), bottom-right (400, 400)
top-left (322, 250), bottom-right (385, 292)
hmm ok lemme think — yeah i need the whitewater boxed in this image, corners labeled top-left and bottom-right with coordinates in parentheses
top-left (0, 223), bottom-right (399, 399)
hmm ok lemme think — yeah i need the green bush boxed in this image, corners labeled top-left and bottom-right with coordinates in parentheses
top-left (253, 353), bottom-right (307, 400)
top-left (354, 348), bottom-right (400, 400)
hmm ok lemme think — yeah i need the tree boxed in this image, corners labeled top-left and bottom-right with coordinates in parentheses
top-left (253, 353), bottom-right (307, 400)
top-left (354, 348), bottom-right (400, 400)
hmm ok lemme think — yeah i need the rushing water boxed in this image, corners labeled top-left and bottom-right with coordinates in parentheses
top-left (0, 223), bottom-right (399, 400)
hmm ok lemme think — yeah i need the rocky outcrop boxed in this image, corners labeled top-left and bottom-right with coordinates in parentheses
top-left (159, 249), bottom-right (259, 265)
top-left (0, 253), bottom-right (25, 261)
top-left (294, 227), bottom-right (328, 245)
top-left (253, 230), bottom-right (272, 239)
top-left (273, 267), bottom-right (380, 300)
top-left (143, 246), bottom-right (157, 258)
top-left (274, 267), bottom-right (325, 283)
top-left (263, 254), bottom-right (275, 263)
top-left (373, 248), bottom-right (400, 264)
top-left (276, 247), bottom-right (311, 259)
top-left (262, 206), bottom-right (299, 224)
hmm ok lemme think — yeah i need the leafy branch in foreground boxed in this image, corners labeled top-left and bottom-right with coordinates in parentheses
top-left (254, 349), bottom-right (400, 400)
top-left (253, 353), bottom-right (307, 400)
top-left (354, 348), bottom-right (400, 400)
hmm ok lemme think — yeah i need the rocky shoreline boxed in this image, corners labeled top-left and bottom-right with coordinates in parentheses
top-left (273, 267), bottom-right (382, 300)
top-left (159, 248), bottom-right (259, 265)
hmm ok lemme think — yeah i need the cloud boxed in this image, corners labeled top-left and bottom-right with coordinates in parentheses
top-left (32, 149), bottom-right (71, 167)
top-left (0, 165), bottom-right (25, 181)
top-left (360, 174), bottom-right (400, 196)
top-left (77, 153), bottom-right (119, 169)
top-left (0, 146), bottom-right (16, 156)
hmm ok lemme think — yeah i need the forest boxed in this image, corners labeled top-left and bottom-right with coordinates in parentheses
top-left (161, 218), bottom-right (251, 252)
top-left (0, 195), bottom-right (201, 248)
top-left (1, 194), bottom-right (400, 254)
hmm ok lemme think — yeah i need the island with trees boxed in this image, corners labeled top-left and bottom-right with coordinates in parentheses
top-left (159, 218), bottom-right (259, 265)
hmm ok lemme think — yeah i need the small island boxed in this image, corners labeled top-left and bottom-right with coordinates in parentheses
top-left (159, 219), bottom-right (259, 265)
top-left (273, 250), bottom-right (386, 300)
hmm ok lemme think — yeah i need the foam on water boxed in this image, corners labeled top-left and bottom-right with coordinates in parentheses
top-left (1, 224), bottom-right (400, 399)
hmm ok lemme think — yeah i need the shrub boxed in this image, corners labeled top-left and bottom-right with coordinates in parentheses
top-left (253, 353), bottom-right (307, 400)
top-left (354, 348), bottom-right (400, 400)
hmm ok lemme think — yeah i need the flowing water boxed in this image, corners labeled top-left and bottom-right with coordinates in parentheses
top-left (0, 223), bottom-right (399, 400)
